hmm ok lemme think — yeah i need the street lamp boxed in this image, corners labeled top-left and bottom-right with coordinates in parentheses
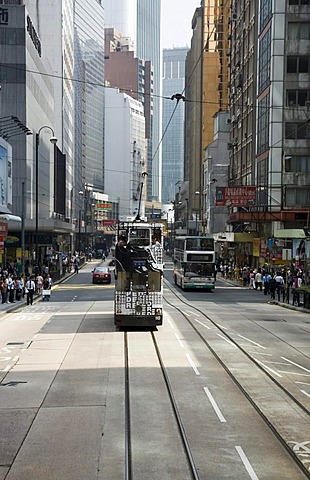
top-left (35, 126), bottom-right (57, 265)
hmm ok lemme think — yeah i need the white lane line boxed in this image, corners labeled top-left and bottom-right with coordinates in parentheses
top-left (253, 358), bottom-right (283, 378)
top-left (217, 334), bottom-right (237, 347)
top-left (237, 334), bottom-right (266, 349)
top-left (167, 317), bottom-right (174, 329)
top-left (174, 333), bottom-right (184, 348)
top-left (300, 390), bottom-right (310, 398)
top-left (295, 381), bottom-right (310, 386)
top-left (216, 323), bottom-right (228, 330)
top-left (251, 352), bottom-right (272, 356)
top-left (186, 354), bottom-right (200, 375)
top-left (203, 386), bottom-right (226, 423)
top-left (12, 356), bottom-right (19, 362)
top-left (281, 356), bottom-right (310, 373)
top-left (3, 364), bottom-right (11, 372)
top-left (235, 446), bottom-right (259, 480)
top-left (263, 361), bottom-right (290, 366)
top-left (184, 312), bottom-right (190, 317)
top-left (194, 318), bottom-right (211, 329)
top-left (278, 371), bottom-right (310, 377)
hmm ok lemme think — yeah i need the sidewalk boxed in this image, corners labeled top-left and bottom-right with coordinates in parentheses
top-left (220, 276), bottom-right (310, 314)
top-left (0, 268), bottom-right (76, 317)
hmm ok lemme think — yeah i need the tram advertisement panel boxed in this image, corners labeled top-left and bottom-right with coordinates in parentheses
top-left (115, 291), bottom-right (162, 316)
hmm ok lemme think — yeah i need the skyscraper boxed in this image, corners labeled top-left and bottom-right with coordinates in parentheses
top-left (104, 0), bottom-right (162, 202)
top-left (162, 47), bottom-right (188, 204)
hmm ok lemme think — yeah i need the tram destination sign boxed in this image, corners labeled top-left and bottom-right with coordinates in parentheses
top-left (215, 186), bottom-right (256, 207)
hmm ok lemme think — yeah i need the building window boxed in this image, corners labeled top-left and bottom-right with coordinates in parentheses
top-left (258, 28), bottom-right (271, 93)
top-left (285, 187), bottom-right (310, 207)
top-left (287, 56), bottom-right (310, 73)
top-left (257, 95), bottom-right (270, 154)
top-left (260, 0), bottom-right (272, 32)
top-left (285, 122), bottom-right (310, 139)
top-left (289, 0), bottom-right (310, 5)
top-left (287, 89), bottom-right (310, 106)
top-left (288, 22), bottom-right (310, 40)
top-left (285, 155), bottom-right (310, 173)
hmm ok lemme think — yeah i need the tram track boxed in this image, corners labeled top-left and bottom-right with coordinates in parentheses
top-left (123, 330), bottom-right (200, 480)
top-left (163, 277), bottom-right (310, 478)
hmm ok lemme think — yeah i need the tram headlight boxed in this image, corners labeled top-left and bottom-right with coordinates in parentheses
top-left (155, 308), bottom-right (162, 318)
top-left (135, 305), bottom-right (143, 314)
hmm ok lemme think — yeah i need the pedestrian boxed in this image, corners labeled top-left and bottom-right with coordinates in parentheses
top-left (26, 276), bottom-right (36, 305)
top-left (8, 275), bottom-right (16, 303)
top-left (255, 270), bottom-right (263, 291)
top-left (249, 270), bottom-right (255, 289)
top-left (36, 273), bottom-right (43, 294)
top-left (269, 277), bottom-right (277, 300)
top-left (16, 276), bottom-right (23, 301)
top-left (74, 257), bottom-right (79, 273)
top-left (0, 276), bottom-right (7, 304)
top-left (262, 272), bottom-right (271, 295)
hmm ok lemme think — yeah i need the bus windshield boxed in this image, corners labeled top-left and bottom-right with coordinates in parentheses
top-left (184, 263), bottom-right (214, 276)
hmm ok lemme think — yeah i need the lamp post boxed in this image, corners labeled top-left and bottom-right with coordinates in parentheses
top-left (35, 126), bottom-right (57, 265)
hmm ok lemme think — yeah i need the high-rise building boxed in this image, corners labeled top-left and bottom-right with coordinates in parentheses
top-left (184, 1), bottom-right (230, 231)
top-left (228, 0), bottom-right (310, 241)
top-left (74, 0), bottom-right (105, 211)
top-left (104, 0), bottom-right (162, 203)
top-left (162, 48), bottom-right (188, 204)
top-left (104, 88), bottom-right (146, 221)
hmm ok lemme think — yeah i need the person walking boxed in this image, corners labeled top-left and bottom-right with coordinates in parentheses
top-left (74, 257), bottom-right (80, 273)
top-left (8, 275), bottom-right (16, 303)
top-left (255, 270), bottom-right (263, 291)
top-left (262, 272), bottom-right (271, 295)
top-left (26, 277), bottom-right (36, 305)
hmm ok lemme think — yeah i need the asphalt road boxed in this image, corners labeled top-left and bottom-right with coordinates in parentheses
top-left (0, 259), bottom-right (308, 479)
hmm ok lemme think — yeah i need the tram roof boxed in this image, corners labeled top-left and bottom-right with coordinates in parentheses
top-left (175, 235), bottom-right (214, 240)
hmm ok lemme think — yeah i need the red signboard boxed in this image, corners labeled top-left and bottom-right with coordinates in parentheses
top-left (96, 203), bottom-right (112, 210)
top-left (0, 236), bottom-right (4, 249)
top-left (215, 186), bottom-right (256, 207)
top-left (102, 220), bottom-right (118, 226)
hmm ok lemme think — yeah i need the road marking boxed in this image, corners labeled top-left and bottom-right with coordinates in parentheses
top-left (300, 390), bottom-right (310, 398)
top-left (185, 354), bottom-right (200, 375)
top-left (53, 311), bottom-right (113, 316)
top-left (194, 318), bottom-right (211, 329)
top-left (295, 381), bottom-right (310, 386)
top-left (175, 333), bottom-right (184, 348)
top-left (235, 446), bottom-right (259, 480)
top-left (217, 334), bottom-right (237, 347)
top-left (203, 386), bottom-right (226, 422)
top-left (215, 323), bottom-right (228, 330)
top-left (278, 371), bottom-right (310, 377)
top-left (264, 361), bottom-right (290, 366)
top-left (166, 317), bottom-right (174, 329)
top-left (251, 352), bottom-right (272, 356)
top-left (3, 365), bottom-right (11, 372)
top-left (253, 358), bottom-right (283, 377)
top-left (281, 356), bottom-right (310, 373)
top-left (237, 334), bottom-right (266, 349)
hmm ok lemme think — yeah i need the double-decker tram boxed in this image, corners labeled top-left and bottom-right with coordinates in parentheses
top-left (173, 236), bottom-right (216, 290)
top-left (114, 221), bottom-right (164, 327)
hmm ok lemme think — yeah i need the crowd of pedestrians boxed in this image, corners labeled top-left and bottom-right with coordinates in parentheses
top-left (239, 266), bottom-right (305, 299)
top-left (0, 268), bottom-right (53, 306)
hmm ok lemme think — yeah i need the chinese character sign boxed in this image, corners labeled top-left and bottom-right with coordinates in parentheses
top-left (0, 8), bottom-right (8, 25)
top-left (215, 186), bottom-right (256, 206)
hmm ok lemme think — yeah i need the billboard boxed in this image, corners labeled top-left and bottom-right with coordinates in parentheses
top-left (215, 186), bottom-right (256, 207)
top-left (0, 137), bottom-right (12, 210)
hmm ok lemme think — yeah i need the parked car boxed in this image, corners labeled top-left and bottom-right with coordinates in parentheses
top-left (92, 266), bottom-right (111, 284)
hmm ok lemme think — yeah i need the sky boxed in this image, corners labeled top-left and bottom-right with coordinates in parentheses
top-left (161, 0), bottom-right (201, 49)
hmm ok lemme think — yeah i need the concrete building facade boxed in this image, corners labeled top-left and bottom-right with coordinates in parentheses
top-left (104, 88), bottom-right (147, 221)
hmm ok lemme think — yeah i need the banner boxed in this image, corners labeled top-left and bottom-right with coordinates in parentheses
top-left (216, 186), bottom-right (256, 207)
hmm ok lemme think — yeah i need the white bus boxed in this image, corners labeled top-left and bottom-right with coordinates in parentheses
top-left (173, 236), bottom-right (215, 290)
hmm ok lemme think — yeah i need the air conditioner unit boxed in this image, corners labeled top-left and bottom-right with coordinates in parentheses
top-left (231, 115), bottom-right (235, 123)
top-left (236, 109), bottom-right (241, 117)
top-left (231, 86), bottom-right (235, 95)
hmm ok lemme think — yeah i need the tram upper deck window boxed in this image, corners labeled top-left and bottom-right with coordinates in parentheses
top-left (129, 228), bottom-right (150, 246)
